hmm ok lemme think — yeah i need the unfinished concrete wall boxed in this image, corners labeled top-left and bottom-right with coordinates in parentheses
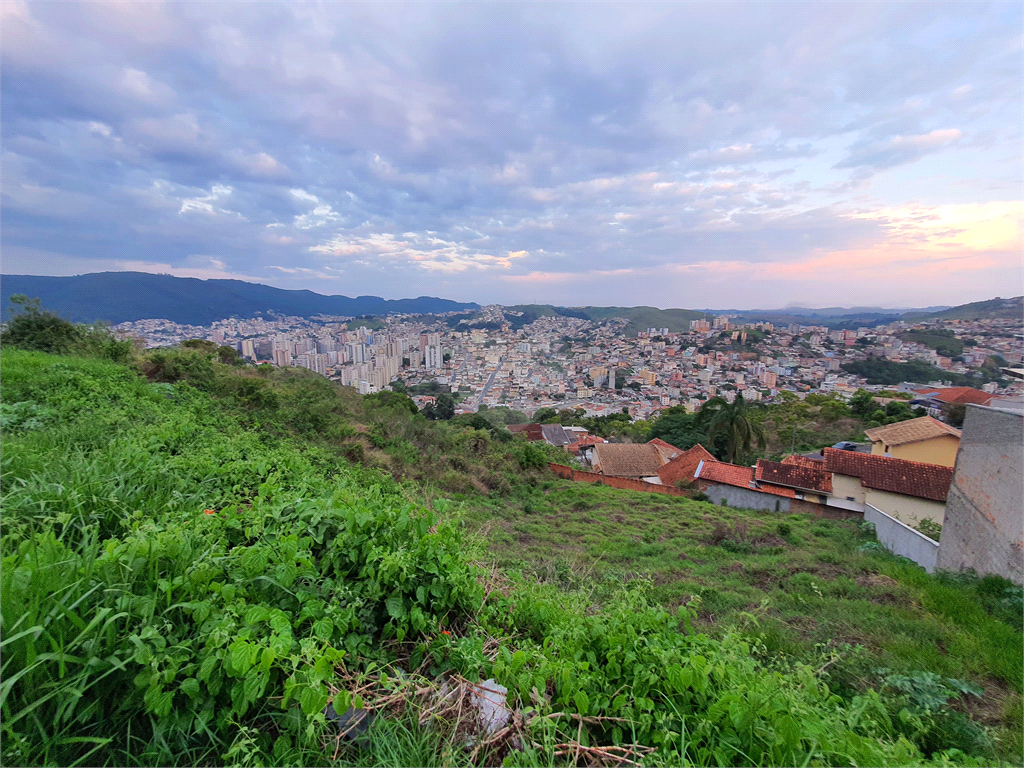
top-left (699, 481), bottom-right (791, 512)
top-left (936, 405), bottom-right (1024, 585)
top-left (865, 504), bottom-right (939, 572)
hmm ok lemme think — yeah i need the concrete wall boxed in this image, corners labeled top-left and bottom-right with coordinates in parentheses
top-left (865, 488), bottom-right (947, 527)
top-left (699, 481), bottom-right (790, 512)
top-left (936, 406), bottom-right (1024, 585)
top-left (865, 503), bottom-right (939, 573)
top-left (831, 473), bottom-right (867, 505)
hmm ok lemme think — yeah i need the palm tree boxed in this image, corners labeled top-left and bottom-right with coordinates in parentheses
top-left (699, 393), bottom-right (767, 464)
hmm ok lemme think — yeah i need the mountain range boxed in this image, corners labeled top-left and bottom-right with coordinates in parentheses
top-left (0, 272), bottom-right (479, 325)
top-left (1, 272), bottom-right (1018, 330)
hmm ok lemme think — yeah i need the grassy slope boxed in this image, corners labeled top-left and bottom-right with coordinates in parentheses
top-left (4, 348), bottom-right (1023, 766)
top-left (463, 482), bottom-right (1023, 757)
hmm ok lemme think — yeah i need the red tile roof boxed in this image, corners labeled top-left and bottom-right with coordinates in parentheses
top-left (755, 459), bottom-right (834, 493)
top-left (822, 447), bottom-right (952, 502)
top-left (648, 437), bottom-right (685, 462)
top-left (913, 387), bottom-right (994, 406)
top-left (508, 423), bottom-right (544, 441)
top-left (696, 460), bottom-right (754, 487)
top-left (657, 444), bottom-right (716, 485)
top-left (782, 455), bottom-right (827, 469)
top-left (696, 461), bottom-right (796, 498)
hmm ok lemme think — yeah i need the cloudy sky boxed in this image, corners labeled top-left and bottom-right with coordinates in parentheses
top-left (3, 1), bottom-right (1021, 309)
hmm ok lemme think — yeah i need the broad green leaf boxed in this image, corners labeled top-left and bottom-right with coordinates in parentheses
top-left (180, 678), bottom-right (201, 699)
top-left (299, 683), bottom-right (329, 716)
top-left (385, 596), bottom-right (405, 619)
top-left (575, 690), bottom-right (590, 716)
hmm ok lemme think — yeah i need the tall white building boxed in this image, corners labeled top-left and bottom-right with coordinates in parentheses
top-left (424, 333), bottom-right (443, 370)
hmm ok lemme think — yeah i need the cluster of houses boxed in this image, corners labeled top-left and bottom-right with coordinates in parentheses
top-left (511, 391), bottom-right (1022, 584)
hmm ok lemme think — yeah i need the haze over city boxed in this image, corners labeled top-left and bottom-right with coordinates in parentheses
top-left (3, 1), bottom-right (1021, 309)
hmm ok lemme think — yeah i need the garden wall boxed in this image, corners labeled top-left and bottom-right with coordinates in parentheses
top-left (548, 464), bottom-right (690, 497)
top-left (865, 503), bottom-right (939, 573)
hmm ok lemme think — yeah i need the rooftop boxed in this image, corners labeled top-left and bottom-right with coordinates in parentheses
top-left (657, 444), bottom-right (717, 485)
top-left (592, 443), bottom-right (666, 479)
top-left (864, 416), bottom-right (961, 447)
top-left (755, 459), bottom-right (833, 493)
top-left (822, 447), bottom-right (953, 502)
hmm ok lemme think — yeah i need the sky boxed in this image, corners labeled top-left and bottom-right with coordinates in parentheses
top-left (2, 1), bottom-right (1022, 310)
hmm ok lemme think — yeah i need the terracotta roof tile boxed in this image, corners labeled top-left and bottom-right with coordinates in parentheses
top-left (912, 387), bottom-right (994, 406)
top-left (823, 447), bottom-right (952, 502)
top-left (696, 460), bottom-right (797, 497)
top-left (696, 460), bottom-right (754, 487)
top-left (657, 444), bottom-right (716, 485)
top-left (755, 459), bottom-right (833, 493)
top-left (648, 438), bottom-right (685, 463)
top-left (782, 455), bottom-right (826, 469)
top-left (593, 443), bottom-right (666, 478)
top-left (864, 416), bottom-right (961, 447)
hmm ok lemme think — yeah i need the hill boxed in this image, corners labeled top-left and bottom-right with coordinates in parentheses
top-left (2, 339), bottom-right (1021, 766)
top-left (905, 296), bottom-right (1024, 321)
top-left (0, 272), bottom-right (479, 325)
top-left (499, 304), bottom-right (705, 335)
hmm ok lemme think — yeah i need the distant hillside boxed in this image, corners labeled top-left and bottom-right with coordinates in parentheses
top-left (904, 296), bottom-right (1023, 321)
top-left (499, 305), bottom-right (705, 335)
top-left (732, 297), bottom-right (1021, 328)
top-left (0, 272), bottom-right (479, 325)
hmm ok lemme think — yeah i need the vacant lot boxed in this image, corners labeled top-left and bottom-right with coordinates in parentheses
top-left (463, 480), bottom-right (1023, 760)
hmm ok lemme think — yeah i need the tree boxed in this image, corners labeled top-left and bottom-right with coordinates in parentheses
top-left (884, 400), bottom-right (914, 421)
top-left (849, 389), bottom-right (875, 417)
top-left (701, 394), bottom-right (767, 464)
top-left (649, 407), bottom-right (708, 452)
top-left (424, 392), bottom-right (455, 420)
top-left (2, 295), bottom-right (83, 354)
top-left (533, 407), bottom-right (558, 423)
top-left (941, 402), bottom-right (967, 429)
top-left (820, 399), bottom-right (851, 421)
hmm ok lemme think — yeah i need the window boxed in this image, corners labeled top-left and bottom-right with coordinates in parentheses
top-left (846, 496), bottom-right (856, 502)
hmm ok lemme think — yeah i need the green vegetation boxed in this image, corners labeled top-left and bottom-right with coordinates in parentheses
top-left (899, 331), bottom-right (965, 359)
top-left (3, 317), bottom-right (1021, 766)
top-left (840, 359), bottom-right (1004, 387)
top-left (464, 483), bottom-right (1023, 764)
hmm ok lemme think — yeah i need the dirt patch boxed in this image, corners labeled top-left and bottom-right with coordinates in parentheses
top-left (752, 534), bottom-right (787, 548)
top-left (857, 574), bottom-right (899, 589)
top-left (516, 532), bottom-right (534, 545)
top-left (954, 678), bottom-right (1014, 727)
top-left (720, 562), bottom-right (746, 575)
top-left (612, 514), bottom-right (626, 524)
top-left (856, 573), bottom-right (912, 606)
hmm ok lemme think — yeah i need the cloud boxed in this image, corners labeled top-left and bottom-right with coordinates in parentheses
top-left (0, 1), bottom-right (1019, 308)
top-left (310, 232), bottom-right (527, 272)
top-left (836, 128), bottom-right (963, 172)
top-left (179, 184), bottom-right (245, 218)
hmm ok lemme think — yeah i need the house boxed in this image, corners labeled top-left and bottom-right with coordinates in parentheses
top-left (693, 460), bottom-right (803, 512)
top-left (591, 443), bottom-right (667, 480)
top-left (821, 448), bottom-right (952, 526)
top-left (656, 444), bottom-right (717, 487)
top-left (864, 416), bottom-right (962, 467)
top-left (688, 447), bottom-right (953, 524)
top-left (507, 423), bottom-right (544, 441)
top-left (508, 422), bottom-right (578, 448)
top-left (911, 386), bottom-right (995, 418)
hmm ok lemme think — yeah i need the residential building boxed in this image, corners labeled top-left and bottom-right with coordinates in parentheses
top-left (864, 416), bottom-right (961, 467)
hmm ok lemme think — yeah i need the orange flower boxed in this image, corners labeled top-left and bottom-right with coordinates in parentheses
top-left (441, 630), bottom-right (450, 635)
top-left (204, 509), bottom-right (216, 515)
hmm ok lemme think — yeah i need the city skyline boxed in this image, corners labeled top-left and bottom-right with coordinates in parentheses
top-left (3, 1), bottom-right (1021, 309)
